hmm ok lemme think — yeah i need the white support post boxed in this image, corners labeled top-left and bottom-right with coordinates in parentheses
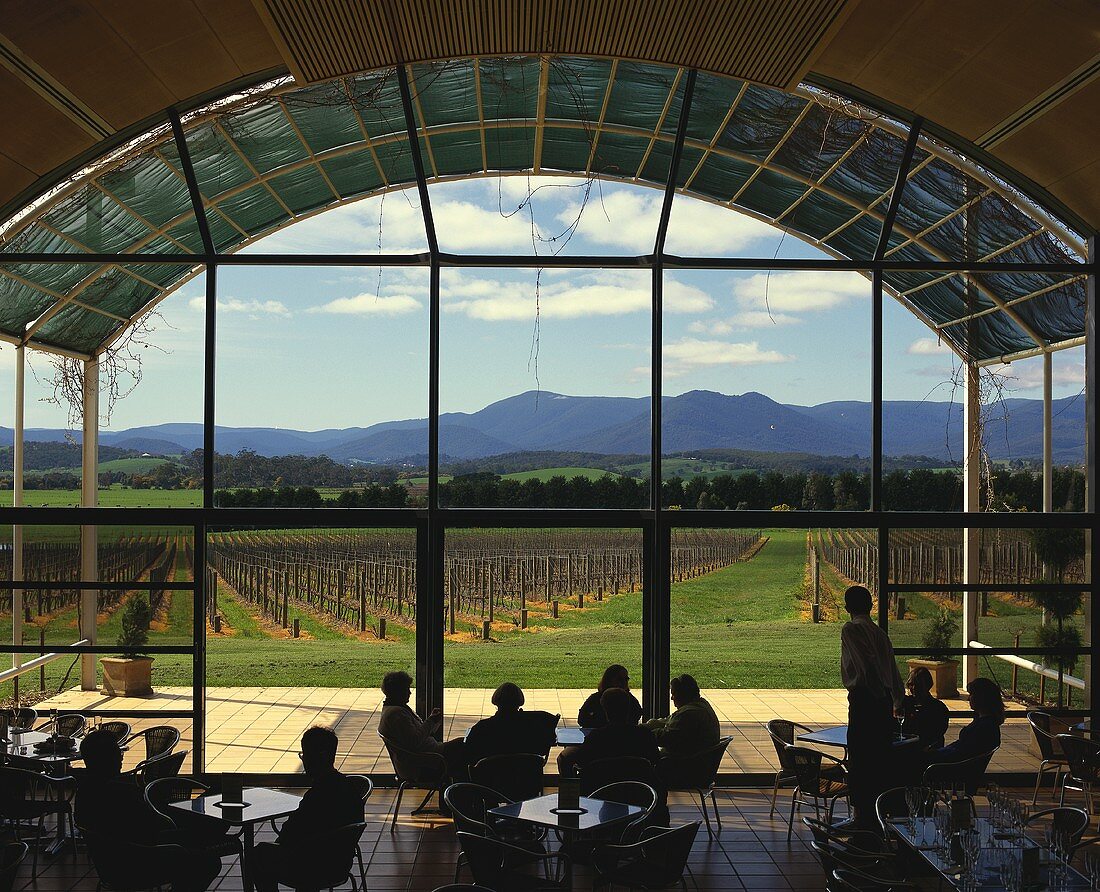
top-left (962, 360), bottom-right (981, 687)
top-left (1043, 352), bottom-right (1053, 513)
top-left (80, 357), bottom-right (99, 691)
top-left (12, 345), bottom-right (24, 689)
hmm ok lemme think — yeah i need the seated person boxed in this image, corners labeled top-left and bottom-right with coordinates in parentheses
top-left (465, 682), bottom-right (558, 765)
top-left (378, 670), bottom-right (467, 779)
top-left (578, 664), bottom-right (631, 728)
top-left (75, 730), bottom-right (220, 892)
top-left (901, 666), bottom-right (950, 750)
top-left (252, 726), bottom-right (364, 892)
top-left (926, 677), bottom-right (1005, 764)
top-left (558, 688), bottom-right (658, 777)
top-left (646, 674), bottom-right (720, 756)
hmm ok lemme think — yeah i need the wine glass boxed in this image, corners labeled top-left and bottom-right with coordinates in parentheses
top-left (961, 829), bottom-right (982, 892)
top-left (1085, 850), bottom-right (1100, 890)
top-left (905, 786), bottom-right (920, 833)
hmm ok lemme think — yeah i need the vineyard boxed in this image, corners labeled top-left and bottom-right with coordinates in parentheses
top-left (205, 529), bottom-right (761, 639)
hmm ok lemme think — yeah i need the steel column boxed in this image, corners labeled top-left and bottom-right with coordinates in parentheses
top-left (1087, 236), bottom-right (1097, 718)
top-left (80, 356), bottom-right (99, 690)
top-left (1044, 351), bottom-right (1054, 513)
top-left (12, 345), bottom-right (24, 687)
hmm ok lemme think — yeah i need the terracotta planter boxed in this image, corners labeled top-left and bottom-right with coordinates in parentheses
top-left (906, 658), bottom-right (959, 700)
top-left (100, 657), bottom-right (154, 697)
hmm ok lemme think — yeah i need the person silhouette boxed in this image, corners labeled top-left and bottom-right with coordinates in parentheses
top-left (465, 682), bottom-right (557, 764)
top-left (252, 726), bottom-right (363, 892)
top-left (901, 666), bottom-right (949, 750)
top-left (839, 585), bottom-right (904, 829)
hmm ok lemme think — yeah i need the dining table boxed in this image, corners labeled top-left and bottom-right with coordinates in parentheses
top-left (798, 725), bottom-right (920, 758)
top-left (168, 787), bottom-right (303, 892)
top-left (460, 726), bottom-right (588, 746)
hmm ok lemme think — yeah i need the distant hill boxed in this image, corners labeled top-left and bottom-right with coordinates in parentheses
top-left (0, 389), bottom-right (1085, 465)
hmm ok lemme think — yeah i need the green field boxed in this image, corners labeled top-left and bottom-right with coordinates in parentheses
top-left (0, 487), bottom-right (200, 508)
top-left (501, 466), bottom-right (619, 482)
top-left (2, 528), bottom-right (1059, 702)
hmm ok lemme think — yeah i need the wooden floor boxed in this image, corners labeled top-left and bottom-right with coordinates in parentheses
top-left (39, 686), bottom-right (1041, 776)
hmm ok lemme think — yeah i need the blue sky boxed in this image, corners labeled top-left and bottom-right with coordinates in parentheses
top-left (3, 176), bottom-right (1086, 433)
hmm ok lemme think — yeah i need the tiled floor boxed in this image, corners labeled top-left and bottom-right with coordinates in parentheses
top-left (38, 686), bottom-right (1041, 776)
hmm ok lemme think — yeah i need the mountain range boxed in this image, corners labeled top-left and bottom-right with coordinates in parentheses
top-left (0, 390), bottom-right (1085, 465)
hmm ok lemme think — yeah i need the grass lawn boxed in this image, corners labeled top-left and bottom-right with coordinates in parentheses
top-left (0, 487), bottom-right (200, 508)
top-left (501, 467), bottom-right (619, 482)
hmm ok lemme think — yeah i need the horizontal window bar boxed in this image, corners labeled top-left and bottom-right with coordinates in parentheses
top-left (894, 647), bottom-right (1092, 656)
top-left (7, 645), bottom-right (194, 655)
top-left (0, 581), bottom-right (196, 591)
top-left (37, 710), bottom-right (198, 720)
top-left (888, 583), bottom-right (1091, 593)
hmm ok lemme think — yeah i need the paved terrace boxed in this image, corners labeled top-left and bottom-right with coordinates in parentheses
top-left (38, 686), bottom-right (1041, 777)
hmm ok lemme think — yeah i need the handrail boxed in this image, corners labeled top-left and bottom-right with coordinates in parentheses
top-left (0, 639), bottom-right (89, 685)
top-left (969, 640), bottom-right (1085, 690)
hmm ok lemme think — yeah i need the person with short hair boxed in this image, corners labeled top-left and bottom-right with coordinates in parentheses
top-left (377, 670), bottom-right (467, 778)
top-left (578, 664), bottom-right (630, 728)
top-left (558, 688), bottom-right (659, 777)
top-left (645, 674), bottom-right (720, 755)
top-left (252, 726), bottom-right (364, 892)
top-left (928, 677), bottom-right (1004, 763)
top-left (75, 730), bottom-right (220, 892)
top-left (840, 584), bottom-right (905, 829)
top-left (901, 666), bottom-right (950, 750)
top-left (464, 682), bottom-right (558, 765)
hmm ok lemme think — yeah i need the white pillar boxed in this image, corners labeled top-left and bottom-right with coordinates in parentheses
top-left (962, 360), bottom-right (981, 686)
top-left (12, 345), bottom-right (24, 685)
top-left (1043, 352), bottom-right (1053, 513)
top-left (80, 357), bottom-right (99, 690)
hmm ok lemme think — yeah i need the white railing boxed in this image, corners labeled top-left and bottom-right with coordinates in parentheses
top-left (969, 639), bottom-right (1085, 690)
top-left (0, 639), bottom-right (89, 685)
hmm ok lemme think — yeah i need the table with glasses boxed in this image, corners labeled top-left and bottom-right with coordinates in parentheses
top-left (168, 787), bottom-right (303, 892)
top-left (798, 725), bottom-right (919, 757)
top-left (886, 789), bottom-right (1097, 891)
top-left (489, 793), bottom-right (644, 882)
top-left (461, 726), bottom-right (588, 746)
top-left (2, 729), bottom-right (83, 775)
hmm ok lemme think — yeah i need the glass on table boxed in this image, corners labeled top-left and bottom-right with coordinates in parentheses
top-left (1085, 850), bottom-right (1100, 890)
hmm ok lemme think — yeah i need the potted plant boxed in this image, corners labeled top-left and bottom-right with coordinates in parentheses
top-left (101, 594), bottom-right (154, 696)
top-left (906, 608), bottom-right (959, 699)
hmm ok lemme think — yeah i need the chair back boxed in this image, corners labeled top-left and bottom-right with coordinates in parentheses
top-left (443, 783), bottom-right (511, 838)
top-left (785, 745), bottom-right (832, 796)
top-left (591, 781), bottom-right (658, 841)
top-left (379, 733), bottom-right (447, 784)
top-left (1026, 807), bottom-right (1091, 848)
top-left (139, 725), bottom-right (181, 760)
top-left (922, 749), bottom-right (996, 797)
top-left (1, 707), bottom-right (37, 733)
top-left (832, 867), bottom-right (899, 892)
top-left (52, 714), bottom-right (86, 738)
top-left (98, 721), bottom-right (131, 744)
top-left (632, 823), bottom-right (700, 885)
top-left (308, 822), bottom-right (367, 887)
top-left (0, 766), bottom-right (73, 812)
top-left (1027, 712), bottom-right (1061, 761)
top-left (430, 886), bottom-right (495, 892)
top-left (144, 776), bottom-right (209, 823)
top-left (456, 832), bottom-right (537, 888)
top-left (580, 755), bottom-right (660, 796)
top-left (139, 749), bottom-right (187, 785)
top-left (471, 753), bottom-right (544, 801)
top-left (802, 818), bottom-right (883, 857)
top-left (0, 842), bottom-right (28, 892)
top-left (346, 773), bottom-right (374, 804)
top-left (766, 719), bottom-right (805, 768)
top-left (658, 736), bottom-right (732, 790)
top-left (1057, 734), bottom-right (1100, 785)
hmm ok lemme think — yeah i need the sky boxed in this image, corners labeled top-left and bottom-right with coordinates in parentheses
top-left (1, 175), bottom-right (1086, 433)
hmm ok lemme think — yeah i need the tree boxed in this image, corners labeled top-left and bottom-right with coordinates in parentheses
top-left (1030, 528), bottom-right (1086, 705)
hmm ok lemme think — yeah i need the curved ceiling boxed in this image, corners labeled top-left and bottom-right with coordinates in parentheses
top-left (0, 56), bottom-right (1086, 365)
top-left (0, 0), bottom-right (1097, 233)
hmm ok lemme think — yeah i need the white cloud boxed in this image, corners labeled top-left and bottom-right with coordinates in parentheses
top-left (986, 360), bottom-right (1084, 392)
top-left (441, 271), bottom-right (712, 321)
top-left (731, 270), bottom-right (868, 313)
top-left (189, 296), bottom-right (291, 317)
top-left (308, 292), bottom-right (422, 315)
top-left (665, 198), bottom-right (782, 255)
top-left (664, 337), bottom-right (792, 377)
top-left (908, 337), bottom-right (953, 356)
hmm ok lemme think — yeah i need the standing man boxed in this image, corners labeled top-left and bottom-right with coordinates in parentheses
top-left (840, 585), bottom-right (904, 829)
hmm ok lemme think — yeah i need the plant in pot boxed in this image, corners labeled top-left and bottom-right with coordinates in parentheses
top-left (101, 594), bottom-right (154, 697)
top-left (906, 608), bottom-right (960, 699)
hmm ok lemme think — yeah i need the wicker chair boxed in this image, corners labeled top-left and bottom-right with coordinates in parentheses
top-left (127, 726), bottom-right (180, 762)
top-left (656, 736), bottom-right (733, 838)
top-left (1057, 734), bottom-right (1100, 811)
top-left (144, 776), bottom-right (242, 859)
top-left (0, 707), bottom-right (37, 734)
top-left (783, 745), bottom-right (849, 842)
top-left (1025, 807), bottom-right (1090, 850)
top-left (97, 721), bottom-right (132, 745)
top-left (35, 713), bottom-right (86, 739)
top-left (592, 822), bottom-right (701, 891)
top-left (766, 719), bottom-right (815, 818)
top-left (470, 752), bottom-right (545, 801)
top-left (0, 842), bottom-right (29, 892)
top-left (0, 767), bottom-right (76, 879)
top-left (379, 733), bottom-right (447, 831)
top-left (1028, 711), bottom-right (1070, 804)
top-left (921, 748), bottom-right (997, 797)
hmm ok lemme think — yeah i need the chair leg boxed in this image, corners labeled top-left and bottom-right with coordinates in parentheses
top-left (390, 781), bottom-right (406, 832)
top-left (356, 842), bottom-right (367, 890)
top-left (411, 787), bottom-right (437, 815)
top-left (1033, 763), bottom-right (1045, 806)
top-left (769, 772), bottom-right (782, 818)
top-left (711, 789), bottom-right (722, 833)
top-left (787, 787), bottom-right (799, 843)
top-left (697, 790), bottom-right (714, 839)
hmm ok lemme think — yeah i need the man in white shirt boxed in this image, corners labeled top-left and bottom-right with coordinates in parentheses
top-left (840, 585), bottom-right (904, 828)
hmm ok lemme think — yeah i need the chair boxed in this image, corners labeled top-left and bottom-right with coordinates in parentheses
top-left (35, 713), bottom-right (86, 739)
top-left (0, 842), bottom-right (28, 892)
top-left (127, 725), bottom-right (180, 762)
top-left (294, 821), bottom-right (368, 891)
top-left (0, 767), bottom-right (76, 879)
top-left (581, 756), bottom-right (662, 796)
top-left (783, 745), bottom-right (849, 842)
top-left (128, 749), bottom-right (187, 786)
top-left (345, 774), bottom-right (373, 890)
top-left (766, 719), bottom-right (814, 817)
top-left (1026, 807), bottom-right (1091, 849)
top-left (1058, 734), bottom-right (1100, 811)
top-left (144, 776), bottom-right (242, 858)
top-left (873, 787), bottom-right (935, 838)
top-left (98, 721), bottom-right (132, 745)
top-left (803, 817), bottom-right (887, 870)
top-left (1029, 712), bottom-right (1070, 805)
top-left (1, 708), bottom-right (37, 734)
top-left (592, 822), bottom-right (701, 891)
top-left (921, 749), bottom-right (997, 797)
top-left (379, 733), bottom-right (448, 831)
top-left (656, 736), bottom-right (733, 839)
top-left (471, 752), bottom-right (545, 801)
top-left (445, 783), bottom-right (541, 883)
top-left (78, 823), bottom-right (178, 892)
top-left (590, 781), bottom-right (658, 844)
top-left (832, 867), bottom-right (918, 892)
top-left (456, 831), bottom-right (570, 890)
top-left (431, 886), bottom-right (495, 892)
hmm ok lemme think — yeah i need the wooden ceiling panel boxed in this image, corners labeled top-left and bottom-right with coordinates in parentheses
top-left (0, 66), bottom-right (96, 175)
top-left (0, 0), bottom-right (174, 129)
top-left (1047, 158), bottom-right (1100, 232)
top-left (95, 0), bottom-right (242, 97)
top-left (194, 0), bottom-right (283, 73)
top-left (0, 151), bottom-right (36, 205)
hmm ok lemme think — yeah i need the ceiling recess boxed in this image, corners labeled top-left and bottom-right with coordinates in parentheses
top-left (251, 0), bottom-right (854, 89)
